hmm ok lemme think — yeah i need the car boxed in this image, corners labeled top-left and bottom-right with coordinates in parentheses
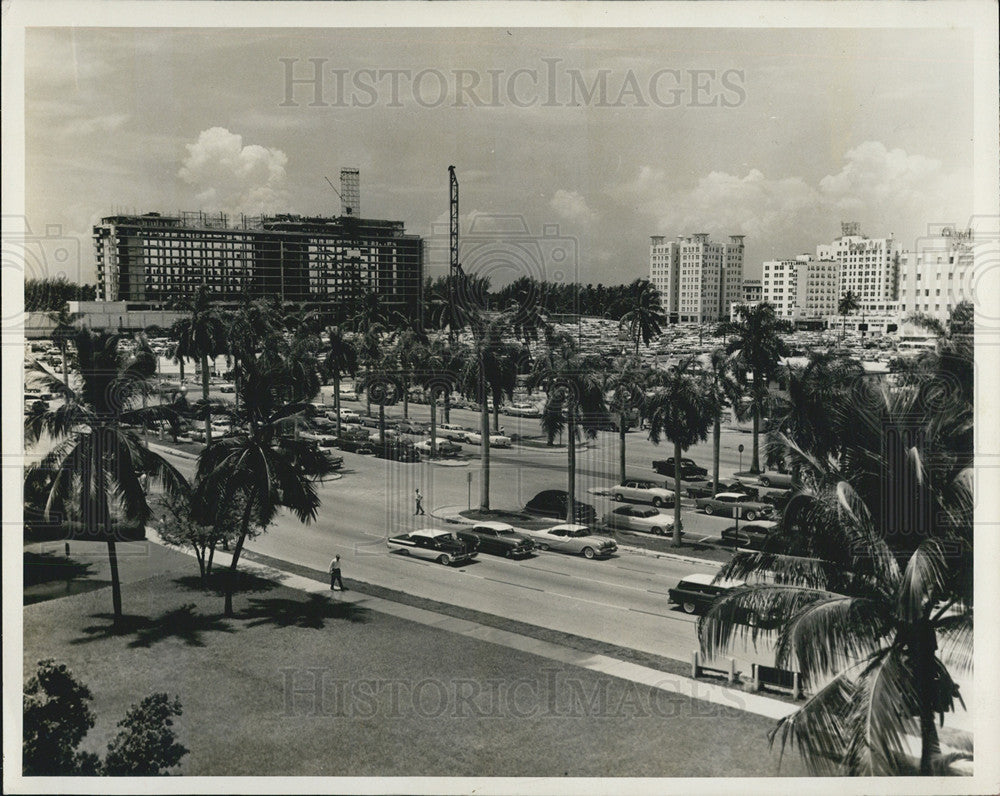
top-left (685, 479), bottom-right (759, 500)
top-left (463, 431), bottom-right (512, 448)
top-left (524, 490), bottom-right (598, 524)
top-left (523, 523), bottom-right (618, 559)
top-left (438, 423), bottom-right (474, 443)
top-left (413, 438), bottom-right (463, 457)
top-left (611, 479), bottom-right (676, 508)
top-left (395, 419), bottom-right (428, 435)
top-left (504, 402), bottom-right (542, 418)
top-left (321, 452), bottom-right (345, 473)
top-left (339, 386), bottom-right (359, 402)
top-left (603, 505), bottom-right (681, 536)
top-left (756, 471), bottom-right (797, 489)
top-left (456, 521), bottom-right (535, 558)
top-left (219, 383), bottom-right (236, 393)
top-left (332, 429), bottom-right (376, 454)
top-left (371, 439), bottom-right (421, 462)
top-left (695, 492), bottom-right (775, 521)
top-left (360, 416), bottom-right (386, 429)
top-left (720, 520), bottom-right (779, 550)
top-left (313, 433), bottom-right (338, 448)
top-left (667, 573), bottom-right (747, 615)
top-left (387, 528), bottom-right (478, 565)
top-left (652, 458), bottom-right (708, 479)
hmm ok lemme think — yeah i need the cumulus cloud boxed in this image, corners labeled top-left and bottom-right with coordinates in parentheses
top-left (178, 127), bottom-right (289, 215)
top-left (550, 189), bottom-right (598, 225)
top-left (615, 141), bottom-right (963, 252)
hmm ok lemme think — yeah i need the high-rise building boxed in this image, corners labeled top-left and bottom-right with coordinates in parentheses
top-left (898, 225), bottom-right (975, 325)
top-left (742, 279), bottom-right (762, 303)
top-left (761, 256), bottom-right (839, 320)
top-left (816, 222), bottom-right (900, 313)
top-left (649, 233), bottom-right (744, 323)
top-left (93, 210), bottom-right (423, 321)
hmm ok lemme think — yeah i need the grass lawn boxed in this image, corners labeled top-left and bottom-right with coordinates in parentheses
top-left (23, 543), bottom-right (808, 777)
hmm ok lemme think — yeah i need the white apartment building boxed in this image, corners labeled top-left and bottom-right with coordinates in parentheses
top-left (649, 233), bottom-right (745, 323)
top-left (898, 226), bottom-right (975, 325)
top-left (742, 279), bottom-right (762, 302)
top-left (816, 222), bottom-right (900, 314)
top-left (760, 255), bottom-right (840, 320)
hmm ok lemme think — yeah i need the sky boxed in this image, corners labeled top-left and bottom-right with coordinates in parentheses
top-left (24, 26), bottom-right (975, 288)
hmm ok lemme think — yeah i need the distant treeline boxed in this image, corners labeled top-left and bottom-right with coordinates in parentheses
top-left (25, 278), bottom-right (97, 311)
top-left (426, 275), bottom-right (652, 320)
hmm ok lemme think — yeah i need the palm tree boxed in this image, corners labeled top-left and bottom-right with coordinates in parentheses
top-left (527, 335), bottom-right (608, 523)
top-left (323, 326), bottom-right (358, 438)
top-left (25, 330), bottom-right (189, 626)
top-left (716, 303), bottom-right (792, 474)
top-left (604, 354), bottom-right (648, 484)
top-left (358, 350), bottom-right (401, 445)
top-left (173, 286), bottom-right (228, 445)
top-left (393, 323), bottom-right (428, 420)
top-left (47, 304), bottom-right (81, 387)
top-left (224, 298), bottom-right (282, 415)
top-left (700, 373), bottom-right (972, 774)
top-left (414, 338), bottom-right (457, 457)
top-left (457, 311), bottom-right (517, 511)
top-left (702, 349), bottom-right (744, 496)
top-left (645, 359), bottom-right (715, 546)
top-left (838, 290), bottom-right (861, 343)
top-left (619, 279), bottom-right (667, 356)
top-left (195, 347), bottom-right (336, 617)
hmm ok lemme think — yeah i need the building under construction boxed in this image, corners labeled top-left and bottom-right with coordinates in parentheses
top-left (93, 172), bottom-right (423, 321)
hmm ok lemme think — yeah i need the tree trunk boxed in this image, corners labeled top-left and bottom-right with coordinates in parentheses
top-left (178, 357), bottom-right (185, 383)
top-left (96, 432), bottom-right (123, 626)
top-left (224, 500), bottom-right (253, 617)
top-left (916, 624), bottom-right (942, 775)
top-left (444, 391), bottom-right (452, 424)
top-left (366, 365), bottom-right (372, 416)
top-left (479, 366), bottom-right (491, 512)
top-left (333, 374), bottom-right (342, 438)
top-left (566, 408), bottom-right (576, 523)
top-left (403, 376), bottom-right (410, 419)
top-left (751, 407), bottom-right (761, 474)
top-left (673, 440), bottom-right (683, 547)
top-left (429, 391), bottom-right (438, 457)
top-left (493, 398), bottom-right (500, 434)
top-left (61, 340), bottom-right (69, 389)
top-left (712, 416), bottom-right (721, 496)
top-left (379, 399), bottom-right (386, 445)
top-left (202, 354), bottom-right (212, 445)
top-left (619, 422), bottom-right (627, 485)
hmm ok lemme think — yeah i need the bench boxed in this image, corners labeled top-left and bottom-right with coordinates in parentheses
top-left (751, 663), bottom-right (803, 698)
top-left (690, 651), bottom-right (740, 684)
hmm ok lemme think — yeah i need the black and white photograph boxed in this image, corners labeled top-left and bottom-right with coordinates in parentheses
top-left (3, 2), bottom-right (998, 793)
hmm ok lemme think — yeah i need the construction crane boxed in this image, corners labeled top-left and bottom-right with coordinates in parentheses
top-left (325, 169), bottom-right (360, 216)
top-left (448, 165), bottom-right (462, 322)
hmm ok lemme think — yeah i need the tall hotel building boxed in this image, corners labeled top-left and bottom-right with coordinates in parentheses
top-left (649, 233), bottom-right (745, 323)
top-left (816, 222), bottom-right (900, 314)
top-left (760, 255), bottom-right (840, 320)
top-left (94, 209), bottom-right (423, 321)
top-left (898, 225), bottom-right (975, 325)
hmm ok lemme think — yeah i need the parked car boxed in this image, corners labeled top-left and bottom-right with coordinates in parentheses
top-left (321, 452), bottom-right (345, 473)
top-left (762, 490), bottom-right (793, 512)
top-left (652, 458), bottom-right (708, 479)
top-left (219, 383), bottom-right (236, 393)
top-left (387, 529), bottom-right (477, 565)
top-left (668, 573), bottom-right (746, 615)
top-left (360, 416), bottom-right (386, 429)
top-left (695, 492), bottom-right (775, 521)
top-left (371, 439), bottom-right (421, 462)
top-left (438, 422), bottom-right (474, 443)
top-left (685, 479), bottom-right (759, 500)
top-left (524, 490), bottom-right (598, 524)
top-left (756, 471), bottom-right (797, 489)
top-left (503, 402), bottom-right (541, 418)
top-left (395, 419), bottom-right (428, 435)
top-left (368, 428), bottom-right (401, 441)
top-left (523, 524), bottom-right (617, 559)
top-left (463, 431), bottom-right (512, 448)
top-left (327, 408), bottom-right (360, 424)
top-left (603, 505), bottom-right (681, 536)
top-left (333, 430), bottom-right (376, 454)
top-left (413, 438), bottom-right (462, 457)
top-left (720, 520), bottom-right (778, 550)
top-left (611, 479), bottom-right (676, 508)
top-left (456, 521), bottom-right (535, 558)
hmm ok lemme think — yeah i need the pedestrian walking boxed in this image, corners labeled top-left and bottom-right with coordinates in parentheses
top-left (414, 488), bottom-right (425, 515)
top-left (329, 554), bottom-right (346, 591)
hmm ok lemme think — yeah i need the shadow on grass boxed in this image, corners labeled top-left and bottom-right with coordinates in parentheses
top-left (241, 592), bottom-right (371, 630)
top-left (71, 604), bottom-right (235, 648)
top-left (172, 570), bottom-right (280, 597)
top-left (24, 551), bottom-right (94, 587)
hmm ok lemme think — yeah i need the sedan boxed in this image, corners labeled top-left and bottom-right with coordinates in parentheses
top-left (504, 402), bottom-right (542, 418)
top-left (685, 480), bottom-right (759, 500)
top-left (413, 438), bottom-right (462, 457)
top-left (652, 458), bottom-right (708, 479)
top-left (720, 520), bottom-right (778, 550)
top-left (756, 471), bottom-right (797, 489)
top-left (695, 492), bottom-right (775, 521)
top-left (611, 479), bottom-right (676, 508)
top-left (603, 505), bottom-right (680, 536)
top-left (327, 409), bottom-right (360, 424)
top-left (456, 521), bottom-right (535, 558)
top-left (524, 490), bottom-right (598, 524)
top-left (395, 420), bottom-right (428, 435)
top-left (371, 440), bottom-right (420, 462)
top-left (463, 431), bottom-right (512, 448)
top-left (523, 524), bottom-right (617, 559)
top-left (387, 529), bottom-right (477, 565)
top-left (439, 423), bottom-right (475, 443)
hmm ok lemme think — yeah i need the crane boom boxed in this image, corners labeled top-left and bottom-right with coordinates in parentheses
top-left (448, 165), bottom-right (459, 278)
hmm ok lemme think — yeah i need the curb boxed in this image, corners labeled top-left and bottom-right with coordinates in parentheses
top-left (426, 459), bottom-right (469, 467)
top-left (148, 442), bottom-right (199, 461)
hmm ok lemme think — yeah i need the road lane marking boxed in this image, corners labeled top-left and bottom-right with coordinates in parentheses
top-left (482, 577), bottom-right (544, 592)
top-left (519, 565), bottom-right (573, 577)
top-left (628, 607), bottom-right (679, 619)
